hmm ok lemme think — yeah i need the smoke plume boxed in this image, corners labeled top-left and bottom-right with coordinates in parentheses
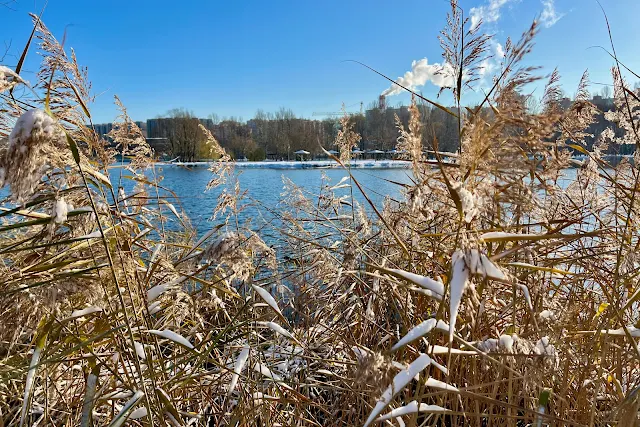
top-left (381, 58), bottom-right (454, 97)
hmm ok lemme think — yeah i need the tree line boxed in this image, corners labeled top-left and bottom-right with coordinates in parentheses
top-left (147, 101), bottom-right (461, 161)
top-left (147, 88), bottom-right (631, 162)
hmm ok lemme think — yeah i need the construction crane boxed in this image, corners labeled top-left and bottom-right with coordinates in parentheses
top-left (312, 102), bottom-right (364, 117)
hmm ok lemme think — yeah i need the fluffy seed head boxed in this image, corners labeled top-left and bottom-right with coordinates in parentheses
top-left (0, 65), bottom-right (26, 92)
top-left (453, 182), bottom-right (479, 223)
top-left (52, 197), bottom-right (68, 224)
top-left (3, 109), bottom-right (65, 202)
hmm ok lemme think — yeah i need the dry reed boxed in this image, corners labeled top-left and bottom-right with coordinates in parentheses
top-left (0, 3), bottom-right (639, 426)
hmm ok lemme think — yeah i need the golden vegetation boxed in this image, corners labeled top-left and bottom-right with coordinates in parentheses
top-left (0, 2), bottom-right (639, 426)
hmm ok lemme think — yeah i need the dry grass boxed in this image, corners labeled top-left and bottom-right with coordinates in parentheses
top-left (0, 3), bottom-right (639, 426)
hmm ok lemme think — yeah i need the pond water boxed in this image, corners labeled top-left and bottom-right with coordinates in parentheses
top-left (112, 166), bottom-right (416, 235)
top-left (118, 166), bottom-right (583, 236)
top-left (0, 163), bottom-right (583, 238)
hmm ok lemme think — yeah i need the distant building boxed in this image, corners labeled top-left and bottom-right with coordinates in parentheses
top-left (93, 122), bottom-right (147, 139)
top-left (92, 123), bottom-right (113, 138)
top-left (246, 119), bottom-right (258, 134)
top-left (146, 118), bottom-right (160, 138)
top-left (135, 121), bottom-right (148, 137)
top-left (554, 95), bottom-right (617, 112)
top-left (560, 97), bottom-right (572, 110)
top-left (199, 118), bottom-right (214, 130)
top-left (591, 95), bottom-right (614, 110)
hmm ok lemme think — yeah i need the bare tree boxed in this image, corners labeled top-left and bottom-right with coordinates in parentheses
top-left (208, 113), bottom-right (220, 125)
top-left (1, 0), bottom-right (16, 62)
top-left (155, 109), bottom-right (204, 162)
top-left (525, 95), bottom-right (542, 114)
top-left (1, 40), bottom-right (12, 62)
top-left (149, 98), bottom-right (485, 160)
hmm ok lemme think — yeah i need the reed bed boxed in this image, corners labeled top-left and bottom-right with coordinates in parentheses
top-left (1, 3), bottom-right (639, 426)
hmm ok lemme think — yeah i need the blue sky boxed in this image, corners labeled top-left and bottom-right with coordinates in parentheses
top-left (1, 0), bottom-right (639, 123)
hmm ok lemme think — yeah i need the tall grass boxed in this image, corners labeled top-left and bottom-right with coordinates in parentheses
top-left (1, 3), bottom-right (639, 426)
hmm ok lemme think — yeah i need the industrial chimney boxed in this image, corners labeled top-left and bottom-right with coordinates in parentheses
top-left (378, 95), bottom-right (386, 110)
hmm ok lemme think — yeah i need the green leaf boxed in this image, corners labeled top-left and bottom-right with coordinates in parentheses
top-left (594, 302), bottom-right (609, 318)
top-left (156, 388), bottom-right (182, 424)
top-left (66, 132), bottom-right (81, 165)
top-left (567, 143), bottom-right (589, 156)
top-left (535, 388), bottom-right (552, 427)
top-left (0, 217), bottom-right (50, 233)
top-left (45, 68), bottom-right (56, 114)
top-left (66, 75), bottom-right (91, 118)
top-left (84, 166), bottom-right (112, 188)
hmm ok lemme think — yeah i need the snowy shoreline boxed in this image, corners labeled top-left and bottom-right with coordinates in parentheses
top-left (145, 160), bottom-right (413, 169)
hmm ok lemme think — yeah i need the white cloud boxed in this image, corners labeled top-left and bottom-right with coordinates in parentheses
top-left (478, 41), bottom-right (504, 79)
top-left (539, 0), bottom-right (564, 28)
top-left (495, 42), bottom-right (505, 59)
top-left (478, 59), bottom-right (495, 79)
top-left (382, 59), bottom-right (454, 96)
top-left (470, 0), bottom-right (513, 29)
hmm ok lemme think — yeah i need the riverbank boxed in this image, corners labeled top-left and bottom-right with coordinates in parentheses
top-left (151, 159), bottom-right (413, 169)
top-left (120, 153), bottom-right (636, 170)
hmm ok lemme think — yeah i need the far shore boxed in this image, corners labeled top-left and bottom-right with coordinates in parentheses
top-left (110, 159), bottom-right (414, 169)
top-left (107, 153), bottom-right (636, 170)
